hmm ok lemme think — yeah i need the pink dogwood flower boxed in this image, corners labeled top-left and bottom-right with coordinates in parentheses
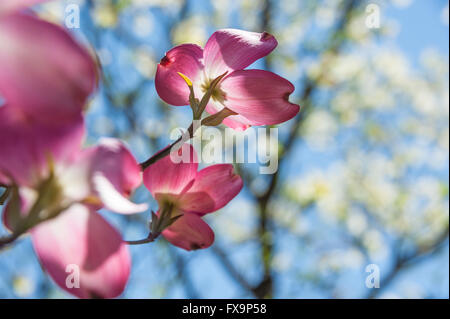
top-left (0, 12), bottom-right (97, 125)
top-left (1, 115), bottom-right (147, 298)
top-left (0, 5), bottom-right (97, 186)
top-left (143, 144), bottom-right (243, 250)
top-left (0, 4), bottom-right (143, 298)
top-left (155, 29), bottom-right (300, 130)
top-left (0, 9), bottom-right (98, 186)
top-left (1, 69), bottom-right (145, 297)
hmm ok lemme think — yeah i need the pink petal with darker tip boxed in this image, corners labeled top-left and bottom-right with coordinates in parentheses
top-left (155, 44), bottom-right (204, 106)
top-left (203, 29), bottom-right (277, 78)
top-left (161, 211), bottom-right (215, 251)
top-left (87, 138), bottom-right (147, 214)
top-left (179, 164), bottom-right (243, 215)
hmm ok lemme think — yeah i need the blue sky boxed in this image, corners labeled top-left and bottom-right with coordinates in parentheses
top-left (0, 0), bottom-right (448, 299)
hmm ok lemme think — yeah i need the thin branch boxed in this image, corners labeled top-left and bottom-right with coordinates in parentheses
top-left (139, 136), bottom-right (183, 170)
top-left (0, 232), bottom-right (21, 251)
top-left (211, 245), bottom-right (256, 296)
top-left (125, 238), bottom-right (154, 245)
top-left (125, 232), bottom-right (160, 245)
top-left (169, 246), bottom-right (200, 298)
top-left (247, 0), bottom-right (275, 299)
top-left (0, 187), bottom-right (11, 205)
top-left (367, 229), bottom-right (449, 299)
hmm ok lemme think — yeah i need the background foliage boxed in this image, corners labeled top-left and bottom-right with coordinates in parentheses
top-left (0, 0), bottom-right (448, 298)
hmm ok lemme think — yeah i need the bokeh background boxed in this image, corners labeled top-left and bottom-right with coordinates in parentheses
top-left (0, 0), bottom-right (448, 299)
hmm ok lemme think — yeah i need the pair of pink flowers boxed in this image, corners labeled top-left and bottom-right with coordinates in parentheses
top-left (148, 28), bottom-right (301, 247)
top-left (148, 29), bottom-right (301, 251)
top-left (0, 0), bottom-right (299, 299)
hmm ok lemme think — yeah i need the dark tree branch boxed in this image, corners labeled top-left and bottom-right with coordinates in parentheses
top-left (169, 246), bottom-right (200, 299)
top-left (249, 0), bottom-right (275, 299)
top-left (212, 245), bottom-right (256, 296)
top-left (207, 0), bottom-right (363, 299)
top-left (249, 0), bottom-right (362, 299)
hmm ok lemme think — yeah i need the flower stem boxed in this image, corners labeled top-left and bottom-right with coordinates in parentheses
top-left (0, 187), bottom-right (11, 205)
top-left (139, 122), bottom-right (195, 170)
top-left (126, 232), bottom-right (160, 245)
top-left (139, 72), bottom-right (227, 171)
top-left (0, 232), bottom-right (21, 251)
top-left (139, 136), bottom-right (182, 170)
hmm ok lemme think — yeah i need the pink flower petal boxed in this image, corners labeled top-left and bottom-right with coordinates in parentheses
top-left (179, 164), bottom-right (243, 215)
top-left (86, 138), bottom-right (147, 214)
top-left (161, 211), bottom-right (214, 251)
top-left (203, 29), bottom-right (277, 78)
top-left (221, 116), bottom-right (252, 131)
top-left (92, 173), bottom-right (147, 214)
top-left (155, 44), bottom-right (204, 106)
top-left (143, 143), bottom-right (198, 200)
top-left (0, 172), bottom-right (8, 185)
top-left (89, 139), bottom-right (142, 197)
top-left (0, 0), bottom-right (48, 16)
top-left (0, 109), bottom-right (85, 186)
top-left (220, 69), bottom-right (300, 126)
top-left (0, 13), bottom-right (97, 125)
top-left (31, 204), bottom-right (131, 299)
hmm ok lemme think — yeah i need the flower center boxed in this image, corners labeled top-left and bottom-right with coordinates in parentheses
top-left (201, 78), bottom-right (227, 104)
top-left (161, 198), bottom-right (179, 217)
